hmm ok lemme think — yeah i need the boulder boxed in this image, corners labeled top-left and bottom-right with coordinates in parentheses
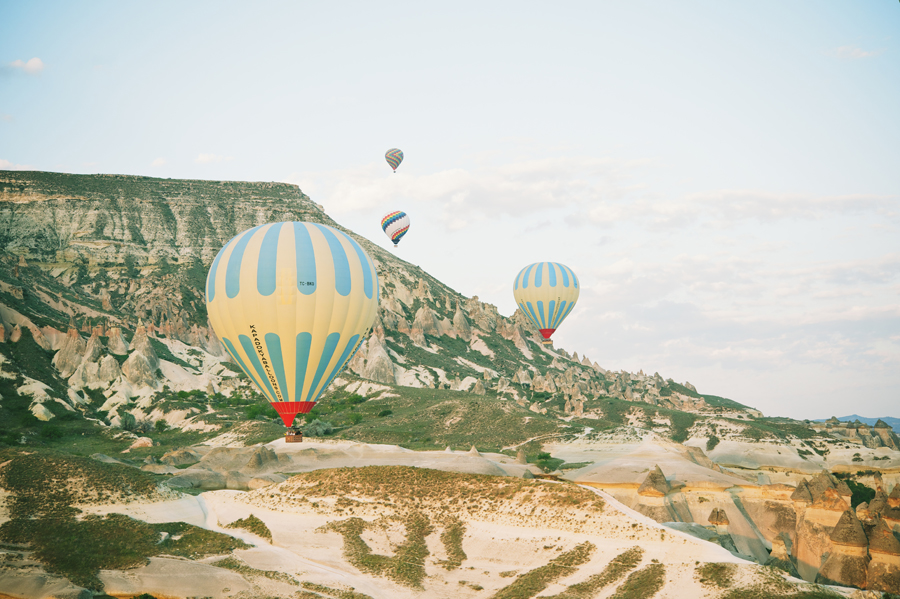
top-left (128, 437), bottom-right (153, 449)
top-left (239, 446), bottom-right (280, 474)
top-left (160, 447), bottom-right (202, 466)
top-left (472, 380), bottom-right (486, 396)
top-left (165, 469), bottom-right (226, 490)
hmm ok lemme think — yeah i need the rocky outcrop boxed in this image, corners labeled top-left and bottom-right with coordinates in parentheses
top-left (106, 327), bottom-right (130, 354)
top-left (348, 334), bottom-right (397, 385)
top-left (816, 509), bottom-right (870, 589)
top-left (766, 533), bottom-right (800, 578)
top-left (638, 466), bottom-right (670, 497)
top-left (866, 517), bottom-right (900, 593)
top-left (52, 328), bottom-right (86, 378)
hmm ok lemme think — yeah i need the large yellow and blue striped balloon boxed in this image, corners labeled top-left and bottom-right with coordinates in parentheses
top-left (206, 222), bottom-right (379, 427)
top-left (513, 262), bottom-right (579, 346)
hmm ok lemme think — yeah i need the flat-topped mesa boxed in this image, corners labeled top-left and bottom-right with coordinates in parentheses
top-left (867, 517), bottom-right (900, 593)
top-left (816, 509), bottom-right (870, 589)
top-left (637, 465), bottom-right (670, 497)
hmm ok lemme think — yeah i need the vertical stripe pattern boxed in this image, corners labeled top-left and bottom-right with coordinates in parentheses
top-left (206, 222), bottom-right (379, 425)
top-left (512, 261), bottom-right (580, 341)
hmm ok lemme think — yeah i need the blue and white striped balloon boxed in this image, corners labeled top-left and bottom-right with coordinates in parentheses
top-left (513, 262), bottom-right (579, 346)
top-left (206, 222), bottom-right (379, 427)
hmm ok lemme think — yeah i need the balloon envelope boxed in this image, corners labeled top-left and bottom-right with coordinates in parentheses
top-left (206, 222), bottom-right (379, 427)
top-left (381, 211), bottom-right (410, 246)
top-left (512, 262), bottom-right (579, 344)
top-left (385, 148), bottom-right (404, 172)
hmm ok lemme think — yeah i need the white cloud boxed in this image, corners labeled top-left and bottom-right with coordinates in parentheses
top-left (196, 153), bottom-right (233, 164)
top-left (288, 159), bottom-right (898, 234)
top-left (285, 156), bottom-right (650, 226)
top-left (833, 45), bottom-right (885, 60)
top-left (7, 57), bottom-right (44, 74)
top-left (0, 158), bottom-right (35, 170)
top-left (151, 157), bottom-right (167, 167)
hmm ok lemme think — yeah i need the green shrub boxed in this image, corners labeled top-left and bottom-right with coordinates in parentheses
top-left (706, 435), bottom-right (720, 451)
top-left (377, 409), bottom-right (393, 417)
top-left (304, 419), bottom-right (334, 437)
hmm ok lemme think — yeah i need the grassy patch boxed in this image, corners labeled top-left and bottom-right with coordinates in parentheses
top-left (545, 546), bottom-right (643, 599)
top-left (0, 514), bottom-right (250, 590)
top-left (224, 514), bottom-right (273, 543)
top-left (325, 511), bottom-right (433, 588)
top-left (437, 518), bottom-right (467, 570)
top-left (489, 541), bottom-right (594, 599)
top-left (299, 582), bottom-right (375, 599)
top-left (696, 562), bottom-right (736, 588)
top-left (211, 555), bottom-right (298, 585)
top-left (719, 566), bottom-right (841, 599)
top-left (609, 563), bottom-right (665, 599)
top-left (269, 465), bottom-right (605, 517)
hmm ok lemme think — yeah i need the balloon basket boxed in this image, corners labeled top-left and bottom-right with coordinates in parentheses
top-left (541, 339), bottom-right (553, 347)
top-left (285, 430), bottom-right (304, 443)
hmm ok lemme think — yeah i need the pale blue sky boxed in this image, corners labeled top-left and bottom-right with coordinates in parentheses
top-left (2, 1), bottom-right (898, 418)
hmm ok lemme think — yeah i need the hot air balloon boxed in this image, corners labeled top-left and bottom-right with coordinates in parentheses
top-left (381, 211), bottom-right (410, 247)
top-left (513, 262), bottom-right (579, 346)
top-left (206, 222), bottom-right (378, 435)
top-left (385, 148), bottom-right (403, 172)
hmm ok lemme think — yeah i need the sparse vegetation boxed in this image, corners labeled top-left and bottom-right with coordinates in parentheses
top-left (299, 582), bottom-right (375, 599)
top-left (437, 518), bottom-right (467, 570)
top-left (489, 542), bottom-right (594, 599)
top-left (545, 546), bottom-right (643, 599)
top-left (224, 514), bottom-right (273, 543)
top-left (697, 562), bottom-right (736, 588)
top-left (325, 512), bottom-right (433, 588)
top-left (609, 562), bottom-right (665, 599)
top-left (211, 556), bottom-right (298, 585)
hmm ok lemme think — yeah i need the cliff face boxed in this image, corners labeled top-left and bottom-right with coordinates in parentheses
top-left (0, 172), bottom-right (325, 264)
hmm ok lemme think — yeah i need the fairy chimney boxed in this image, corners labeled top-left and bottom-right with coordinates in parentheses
top-left (816, 509), bottom-right (870, 589)
top-left (865, 517), bottom-right (900, 593)
top-left (637, 465), bottom-right (670, 497)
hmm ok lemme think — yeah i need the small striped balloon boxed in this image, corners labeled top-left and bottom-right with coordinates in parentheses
top-left (381, 211), bottom-right (410, 247)
top-left (513, 262), bottom-right (580, 346)
top-left (206, 222), bottom-right (378, 427)
top-left (385, 148), bottom-right (404, 172)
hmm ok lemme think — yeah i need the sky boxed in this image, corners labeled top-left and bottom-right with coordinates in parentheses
top-left (1, 1), bottom-right (898, 419)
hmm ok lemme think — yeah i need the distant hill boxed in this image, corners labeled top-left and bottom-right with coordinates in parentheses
top-left (813, 415), bottom-right (900, 434)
